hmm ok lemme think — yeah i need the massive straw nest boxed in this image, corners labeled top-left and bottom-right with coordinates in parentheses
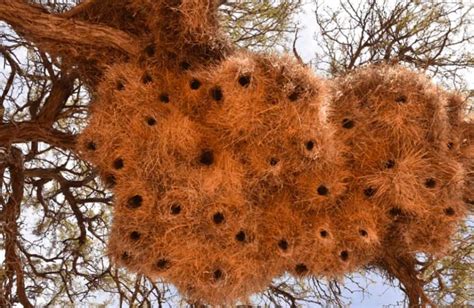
top-left (72, 0), bottom-right (472, 305)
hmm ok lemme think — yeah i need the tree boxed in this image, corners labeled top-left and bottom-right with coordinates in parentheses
top-left (0, 0), bottom-right (471, 306)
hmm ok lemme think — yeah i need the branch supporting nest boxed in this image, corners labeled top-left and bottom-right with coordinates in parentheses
top-left (379, 253), bottom-right (435, 308)
top-left (0, 0), bottom-right (140, 59)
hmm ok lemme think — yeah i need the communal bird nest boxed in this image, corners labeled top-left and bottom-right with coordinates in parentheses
top-left (78, 55), bottom-right (471, 304)
top-left (2, 0), bottom-right (471, 305)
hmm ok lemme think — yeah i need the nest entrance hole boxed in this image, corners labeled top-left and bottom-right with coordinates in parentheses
top-left (270, 157), bottom-right (279, 166)
top-left (144, 44), bottom-right (156, 57)
top-left (425, 178), bottom-right (436, 188)
top-left (342, 118), bottom-right (355, 129)
top-left (235, 230), bottom-right (246, 242)
top-left (238, 75), bottom-right (251, 87)
top-left (364, 187), bottom-right (376, 197)
top-left (199, 150), bottom-right (214, 166)
top-left (116, 81), bottom-right (125, 91)
top-left (340, 250), bottom-right (349, 261)
top-left (385, 160), bottom-right (396, 169)
top-left (190, 79), bottom-right (201, 90)
top-left (170, 203), bottom-right (182, 215)
top-left (444, 207), bottom-right (455, 216)
top-left (130, 231), bottom-right (141, 241)
top-left (213, 269), bottom-right (224, 281)
top-left (211, 87), bottom-right (223, 101)
top-left (86, 141), bottom-right (97, 151)
top-left (113, 158), bottom-right (124, 170)
top-left (317, 185), bottom-right (329, 196)
top-left (295, 263), bottom-right (308, 275)
top-left (146, 116), bottom-right (157, 126)
top-left (160, 93), bottom-right (170, 103)
top-left (127, 195), bottom-right (143, 209)
top-left (278, 239), bottom-right (288, 251)
top-left (305, 140), bottom-right (315, 151)
top-left (142, 74), bottom-right (153, 84)
top-left (213, 212), bottom-right (225, 224)
top-left (319, 230), bottom-right (329, 238)
top-left (156, 258), bottom-right (170, 270)
top-left (359, 229), bottom-right (368, 237)
top-left (395, 95), bottom-right (407, 104)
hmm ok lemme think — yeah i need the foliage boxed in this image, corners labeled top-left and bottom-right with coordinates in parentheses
top-left (221, 0), bottom-right (301, 49)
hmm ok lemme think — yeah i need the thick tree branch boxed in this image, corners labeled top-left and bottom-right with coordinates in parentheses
top-left (61, 185), bottom-right (87, 245)
top-left (36, 75), bottom-right (76, 126)
top-left (0, 47), bottom-right (17, 110)
top-left (379, 252), bottom-right (435, 308)
top-left (0, 0), bottom-right (140, 61)
top-left (0, 122), bottom-right (76, 150)
top-left (2, 148), bottom-right (33, 308)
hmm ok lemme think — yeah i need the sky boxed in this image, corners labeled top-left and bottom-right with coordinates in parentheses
top-left (295, 1), bottom-right (320, 63)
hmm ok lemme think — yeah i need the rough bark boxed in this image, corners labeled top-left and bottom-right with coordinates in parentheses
top-left (379, 253), bottom-right (435, 308)
top-left (0, 122), bottom-right (76, 151)
top-left (2, 148), bottom-right (33, 308)
top-left (0, 0), bottom-right (140, 61)
top-left (35, 75), bottom-right (76, 126)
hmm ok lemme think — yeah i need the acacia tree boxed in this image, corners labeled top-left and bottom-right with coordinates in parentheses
top-left (0, 0), bottom-right (471, 307)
